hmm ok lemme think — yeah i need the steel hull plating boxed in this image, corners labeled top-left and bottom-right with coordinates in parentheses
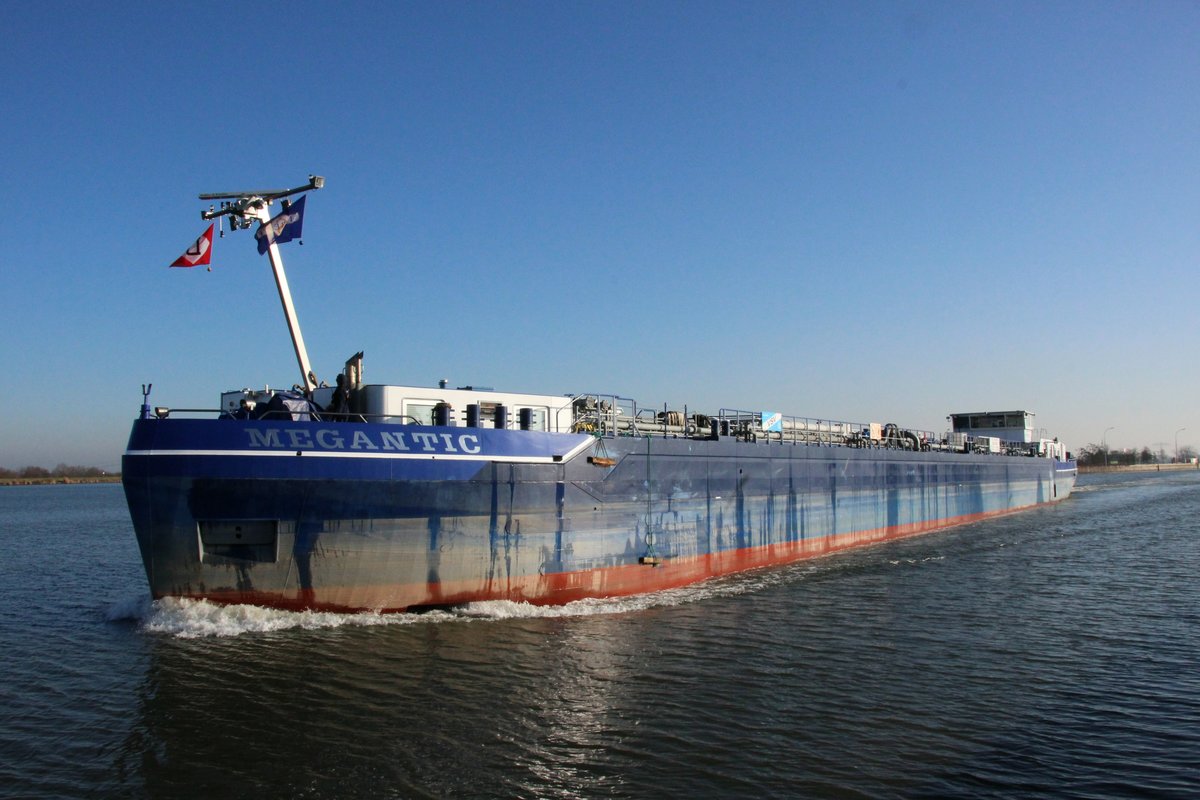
top-left (122, 419), bottom-right (1077, 611)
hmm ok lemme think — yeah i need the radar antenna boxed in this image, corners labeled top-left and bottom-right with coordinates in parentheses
top-left (197, 175), bottom-right (325, 395)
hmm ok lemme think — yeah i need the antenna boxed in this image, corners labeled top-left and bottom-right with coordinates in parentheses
top-left (195, 175), bottom-right (326, 395)
top-left (200, 175), bottom-right (324, 226)
top-left (140, 383), bottom-right (154, 420)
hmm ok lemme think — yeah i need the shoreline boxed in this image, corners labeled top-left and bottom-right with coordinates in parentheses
top-left (0, 476), bottom-right (122, 487)
top-left (1078, 463), bottom-right (1200, 474)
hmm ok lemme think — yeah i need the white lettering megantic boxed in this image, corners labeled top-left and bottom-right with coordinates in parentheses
top-left (410, 432), bottom-right (439, 452)
top-left (350, 430), bottom-right (379, 450)
top-left (247, 429), bottom-right (283, 448)
top-left (315, 429), bottom-right (345, 448)
top-left (378, 431), bottom-right (409, 451)
top-left (286, 429), bottom-right (313, 448)
top-left (244, 427), bottom-right (494, 456)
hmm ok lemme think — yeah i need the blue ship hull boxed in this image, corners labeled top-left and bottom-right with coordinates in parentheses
top-left (122, 417), bottom-right (1077, 611)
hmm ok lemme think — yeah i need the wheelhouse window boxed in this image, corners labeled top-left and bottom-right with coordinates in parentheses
top-left (404, 401), bottom-right (438, 425)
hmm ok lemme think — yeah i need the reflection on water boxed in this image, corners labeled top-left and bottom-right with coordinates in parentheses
top-left (108, 605), bottom-right (649, 796)
top-left (3, 475), bottom-right (1200, 798)
top-left (103, 575), bottom-right (793, 797)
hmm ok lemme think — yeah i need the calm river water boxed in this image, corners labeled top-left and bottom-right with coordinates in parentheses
top-left (1, 472), bottom-right (1198, 799)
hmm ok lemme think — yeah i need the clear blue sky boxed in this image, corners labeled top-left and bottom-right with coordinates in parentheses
top-left (2, 1), bottom-right (1198, 469)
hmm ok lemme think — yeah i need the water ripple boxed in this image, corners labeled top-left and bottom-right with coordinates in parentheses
top-left (3, 475), bottom-right (1200, 798)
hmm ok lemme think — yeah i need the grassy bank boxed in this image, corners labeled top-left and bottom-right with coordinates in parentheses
top-left (0, 476), bottom-right (122, 486)
top-left (1078, 463), bottom-right (1200, 474)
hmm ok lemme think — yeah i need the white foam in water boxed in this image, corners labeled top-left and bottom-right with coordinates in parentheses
top-left (104, 560), bottom-right (825, 638)
top-left (457, 562), bottom-right (818, 621)
top-left (106, 595), bottom-right (440, 639)
top-left (887, 555), bottom-right (947, 566)
top-left (457, 586), bottom-right (705, 620)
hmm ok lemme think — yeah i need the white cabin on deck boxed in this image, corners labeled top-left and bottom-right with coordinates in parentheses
top-left (949, 411), bottom-right (1036, 442)
top-left (352, 384), bottom-right (575, 431)
top-left (222, 383), bottom-right (577, 432)
top-left (948, 410), bottom-right (1068, 459)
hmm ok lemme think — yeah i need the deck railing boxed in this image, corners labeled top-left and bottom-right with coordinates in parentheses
top-left (149, 392), bottom-right (1056, 458)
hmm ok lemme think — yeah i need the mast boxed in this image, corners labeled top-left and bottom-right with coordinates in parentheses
top-left (199, 175), bottom-right (325, 395)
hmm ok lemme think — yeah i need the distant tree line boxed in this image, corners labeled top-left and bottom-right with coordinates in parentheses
top-left (0, 464), bottom-right (114, 479)
top-left (1076, 444), bottom-right (1197, 467)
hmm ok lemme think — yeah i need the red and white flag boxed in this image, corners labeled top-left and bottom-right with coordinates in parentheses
top-left (169, 224), bottom-right (214, 268)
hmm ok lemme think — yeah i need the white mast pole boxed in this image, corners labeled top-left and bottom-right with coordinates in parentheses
top-left (251, 205), bottom-right (317, 395)
top-left (200, 176), bottom-right (325, 397)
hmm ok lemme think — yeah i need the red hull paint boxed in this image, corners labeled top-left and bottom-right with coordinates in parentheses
top-left (162, 499), bottom-right (1060, 614)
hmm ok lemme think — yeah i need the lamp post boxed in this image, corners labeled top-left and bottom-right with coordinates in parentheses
top-left (1176, 428), bottom-right (1186, 464)
top-left (1103, 426), bottom-right (1114, 467)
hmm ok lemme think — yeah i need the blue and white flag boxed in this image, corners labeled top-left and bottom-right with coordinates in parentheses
top-left (255, 195), bottom-right (306, 255)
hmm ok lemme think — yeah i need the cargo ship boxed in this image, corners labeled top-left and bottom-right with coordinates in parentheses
top-left (122, 178), bottom-right (1077, 612)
